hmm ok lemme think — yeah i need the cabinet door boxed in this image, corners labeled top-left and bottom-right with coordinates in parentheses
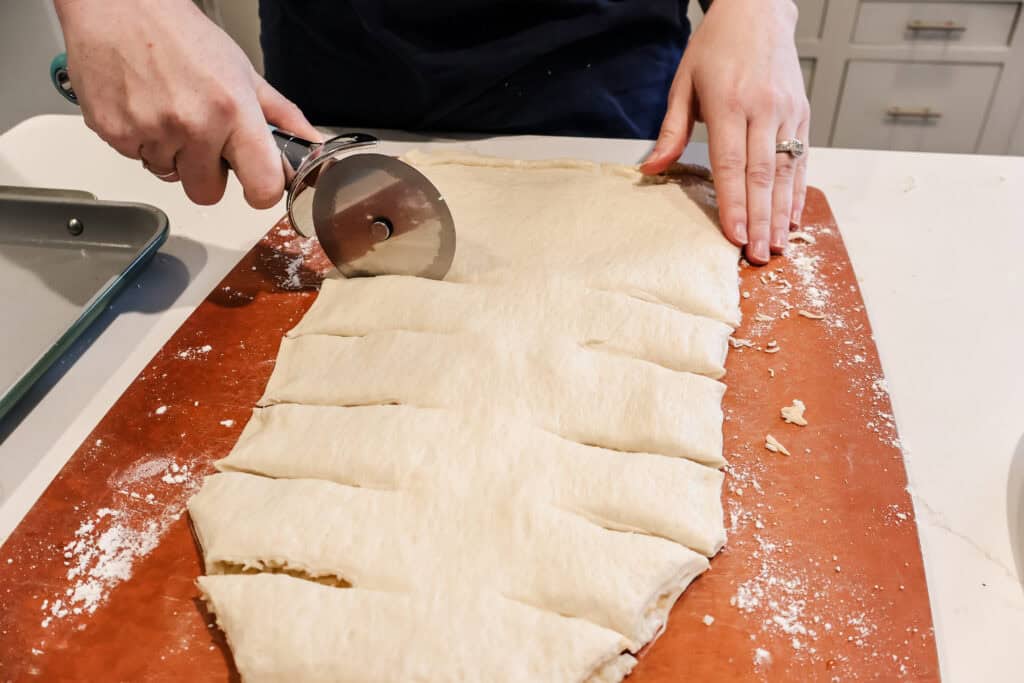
top-left (797, 0), bottom-right (828, 39)
top-left (800, 58), bottom-right (817, 96)
top-left (1011, 113), bottom-right (1024, 155)
top-left (832, 61), bottom-right (1000, 153)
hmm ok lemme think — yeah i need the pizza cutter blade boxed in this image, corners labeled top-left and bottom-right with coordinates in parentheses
top-left (311, 153), bottom-right (455, 280)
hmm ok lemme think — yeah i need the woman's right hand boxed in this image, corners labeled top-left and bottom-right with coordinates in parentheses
top-left (54, 0), bottom-right (320, 208)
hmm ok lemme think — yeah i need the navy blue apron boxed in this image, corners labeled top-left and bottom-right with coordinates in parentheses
top-left (259, 1), bottom-right (693, 139)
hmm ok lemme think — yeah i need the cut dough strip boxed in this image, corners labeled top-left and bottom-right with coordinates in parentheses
top-left (403, 150), bottom-right (741, 325)
top-left (199, 573), bottom-right (636, 683)
top-left (190, 472), bottom-right (709, 649)
top-left (288, 276), bottom-right (732, 378)
top-left (219, 404), bottom-right (726, 555)
top-left (259, 331), bottom-right (726, 466)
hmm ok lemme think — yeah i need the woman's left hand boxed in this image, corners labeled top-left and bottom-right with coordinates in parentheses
top-left (641, 0), bottom-right (809, 266)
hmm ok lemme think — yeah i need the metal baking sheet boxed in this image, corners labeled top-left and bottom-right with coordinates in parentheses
top-left (0, 190), bottom-right (168, 420)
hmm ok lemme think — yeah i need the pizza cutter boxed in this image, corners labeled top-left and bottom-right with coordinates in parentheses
top-left (270, 130), bottom-right (456, 279)
top-left (50, 53), bottom-right (456, 279)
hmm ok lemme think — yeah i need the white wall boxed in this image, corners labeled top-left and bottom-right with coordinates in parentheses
top-left (0, 2), bottom-right (78, 134)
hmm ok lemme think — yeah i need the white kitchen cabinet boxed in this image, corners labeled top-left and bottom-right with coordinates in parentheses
top-left (832, 60), bottom-right (1001, 152)
top-left (805, 0), bottom-right (1024, 153)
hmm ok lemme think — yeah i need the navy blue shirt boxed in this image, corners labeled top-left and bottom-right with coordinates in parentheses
top-left (259, 1), bottom-right (692, 139)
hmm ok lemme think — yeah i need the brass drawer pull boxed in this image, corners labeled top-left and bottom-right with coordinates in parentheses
top-left (886, 106), bottom-right (943, 120)
top-left (906, 20), bottom-right (967, 33)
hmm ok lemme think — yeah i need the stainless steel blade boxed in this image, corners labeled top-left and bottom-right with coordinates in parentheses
top-left (311, 154), bottom-right (455, 280)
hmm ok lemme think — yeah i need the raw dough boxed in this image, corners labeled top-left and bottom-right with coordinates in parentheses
top-left (219, 404), bottom-right (726, 555)
top-left (199, 574), bottom-right (636, 683)
top-left (190, 471), bottom-right (709, 649)
top-left (258, 331), bottom-right (726, 465)
top-left (289, 276), bottom-right (732, 378)
top-left (192, 152), bottom-right (740, 682)
top-left (403, 150), bottom-right (740, 325)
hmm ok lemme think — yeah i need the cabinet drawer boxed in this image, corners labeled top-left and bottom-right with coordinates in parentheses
top-left (796, 0), bottom-right (828, 39)
top-left (832, 61), bottom-right (1000, 153)
top-left (854, 1), bottom-right (1021, 47)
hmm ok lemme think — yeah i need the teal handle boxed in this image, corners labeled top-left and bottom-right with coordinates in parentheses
top-left (51, 52), bottom-right (77, 103)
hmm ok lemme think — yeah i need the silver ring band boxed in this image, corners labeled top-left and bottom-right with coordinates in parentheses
top-left (149, 167), bottom-right (178, 180)
top-left (776, 139), bottom-right (806, 159)
top-left (140, 151), bottom-right (179, 180)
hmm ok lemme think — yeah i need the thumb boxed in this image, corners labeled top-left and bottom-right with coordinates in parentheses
top-left (255, 74), bottom-right (323, 142)
top-left (640, 73), bottom-right (696, 175)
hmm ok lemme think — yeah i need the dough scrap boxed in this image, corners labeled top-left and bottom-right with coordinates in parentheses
top-left (199, 573), bottom-right (636, 683)
top-left (403, 150), bottom-right (740, 325)
top-left (219, 404), bottom-right (726, 555)
top-left (781, 399), bottom-right (808, 426)
top-left (765, 434), bottom-right (791, 456)
top-left (259, 331), bottom-right (726, 466)
top-left (288, 276), bottom-right (731, 378)
top-left (190, 472), bottom-right (708, 649)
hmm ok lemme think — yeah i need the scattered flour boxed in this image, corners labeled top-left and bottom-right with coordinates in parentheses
top-left (38, 455), bottom-right (201, 632)
top-left (175, 344), bottom-right (213, 360)
top-left (109, 457), bottom-right (173, 488)
top-left (219, 419), bottom-right (235, 428)
top-left (153, 406), bottom-right (168, 416)
top-left (43, 509), bottom-right (162, 626)
top-left (161, 462), bottom-right (192, 486)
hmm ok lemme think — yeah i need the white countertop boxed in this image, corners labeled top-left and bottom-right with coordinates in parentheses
top-left (1, 115), bottom-right (1021, 680)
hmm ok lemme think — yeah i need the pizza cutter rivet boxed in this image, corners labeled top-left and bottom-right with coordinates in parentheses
top-left (66, 218), bottom-right (84, 236)
top-left (370, 217), bottom-right (393, 242)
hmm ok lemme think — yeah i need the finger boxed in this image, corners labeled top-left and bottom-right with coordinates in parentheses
top-left (640, 72), bottom-right (695, 175)
top-left (256, 75), bottom-right (322, 142)
top-left (139, 140), bottom-right (181, 183)
top-left (770, 123), bottom-right (798, 254)
top-left (222, 113), bottom-right (286, 209)
top-left (744, 120), bottom-right (776, 265)
top-left (706, 109), bottom-right (749, 247)
top-left (790, 117), bottom-right (810, 228)
top-left (175, 132), bottom-right (230, 206)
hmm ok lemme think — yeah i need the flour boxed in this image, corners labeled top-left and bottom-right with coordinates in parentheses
top-left (175, 344), bottom-right (213, 360)
top-left (38, 454), bottom-right (201, 633)
top-left (110, 457), bottom-right (173, 488)
top-left (219, 419), bottom-right (236, 428)
top-left (154, 405), bottom-right (168, 416)
top-left (42, 509), bottom-right (162, 626)
top-left (280, 235), bottom-right (320, 290)
top-left (161, 462), bottom-right (192, 485)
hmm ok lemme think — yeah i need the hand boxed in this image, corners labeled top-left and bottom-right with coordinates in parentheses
top-left (641, 0), bottom-right (809, 265)
top-left (54, 0), bottom-right (320, 209)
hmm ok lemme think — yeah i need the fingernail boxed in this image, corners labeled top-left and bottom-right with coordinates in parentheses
top-left (750, 238), bottom-right (769, 262)
top-left (791, 207), bottom-right (803, 228)
top-left (733, 222), bottom-right (748, 245)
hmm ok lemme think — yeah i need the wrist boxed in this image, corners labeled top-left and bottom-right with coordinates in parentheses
top-left (706, 0), bottom-right (799, 28)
